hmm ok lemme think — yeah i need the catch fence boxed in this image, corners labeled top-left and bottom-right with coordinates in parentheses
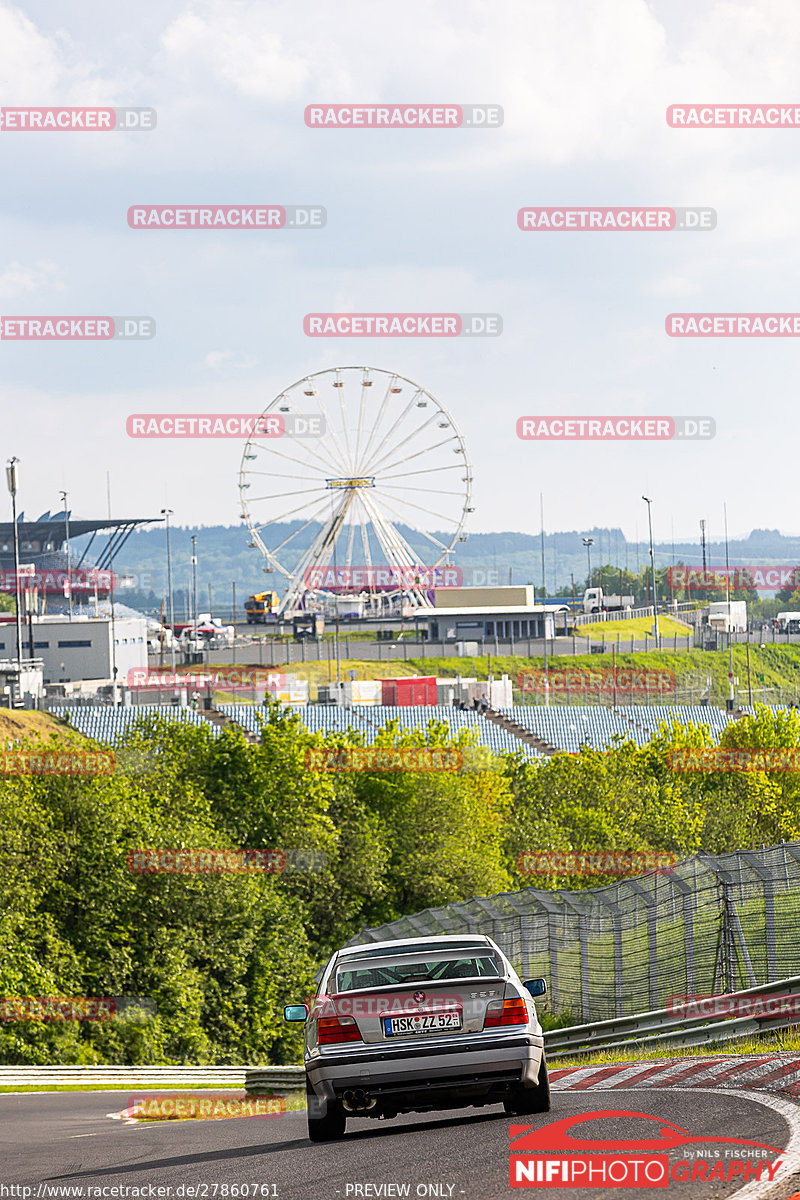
top-left (349, 843), bottom-right (800, 1023)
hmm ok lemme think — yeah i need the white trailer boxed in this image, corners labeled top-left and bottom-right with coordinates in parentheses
top-left (706, 601), bottom-right (747, 633)
top-left (583, 587), bottom-right (635, 614)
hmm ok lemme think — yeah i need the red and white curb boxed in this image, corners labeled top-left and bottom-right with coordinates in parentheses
top-left (551, 1055), bottom-right (800, 1097)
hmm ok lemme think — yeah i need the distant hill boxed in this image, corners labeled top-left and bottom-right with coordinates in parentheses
top-left (74, 523), bottom-right (800, 615)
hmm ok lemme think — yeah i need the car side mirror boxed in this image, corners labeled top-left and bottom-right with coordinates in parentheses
top-left (523, 978), bottom-right (547, 998)
top-left (283, 1003), bottom-right (309, 1021)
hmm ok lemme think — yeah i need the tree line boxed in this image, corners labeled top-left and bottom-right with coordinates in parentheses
top-left (1, 702), bottom-right (799, 1064)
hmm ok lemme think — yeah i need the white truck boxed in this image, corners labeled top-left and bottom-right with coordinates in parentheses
top-left (583, 587), bottom-right (635, 614)
top-left (705, 601), bottom-right (747, 633)
top-left (776, 611), bottom-right (800, 634)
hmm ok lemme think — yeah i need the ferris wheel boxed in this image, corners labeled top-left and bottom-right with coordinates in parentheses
top-left (238, 366), bottom-right (473, 615)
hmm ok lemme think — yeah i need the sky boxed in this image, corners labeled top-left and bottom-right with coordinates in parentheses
top-left (1, 0), bottom-right (799, 552)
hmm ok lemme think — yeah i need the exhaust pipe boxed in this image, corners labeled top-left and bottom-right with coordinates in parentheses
top-left (341, 1088), bottom-right (377, 1113)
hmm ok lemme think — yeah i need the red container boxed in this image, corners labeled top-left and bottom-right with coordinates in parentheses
top-left (381, 676), bottom-right (437, 706)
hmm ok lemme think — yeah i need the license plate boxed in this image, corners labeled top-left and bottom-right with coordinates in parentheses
top-left (383, 1012), bottom-right (462, 1037)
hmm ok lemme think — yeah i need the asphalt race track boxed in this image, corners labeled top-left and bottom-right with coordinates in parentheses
top-left (2, 1089), bottom-right (800, 1200)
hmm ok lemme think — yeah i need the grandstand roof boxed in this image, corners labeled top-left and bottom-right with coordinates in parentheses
top-left (0, 516), bottom-right (160, 541)
top-left (0, 515), bottom-right (162, 572)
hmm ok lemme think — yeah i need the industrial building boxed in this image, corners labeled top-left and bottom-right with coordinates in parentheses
top-left (426, 585), bottom-right (560, 643)
top-left (0, 614), bottom-right (148, 687)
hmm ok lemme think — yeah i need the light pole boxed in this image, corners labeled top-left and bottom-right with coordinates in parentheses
top-left (700, 519), bottom-right (707, 574)
top-left (582, 537), bottom-right (594, 590)
top-left (59, 490), bottom-right (72, 621)
top-left (541, 493), bottom-right (549, 706)
top-left (642, 496), bottom-right (660, 646)
top-left (161, 508), bottom-right (176, 672)
top-left (724, 502), bottom-right (735, 709)
top-left (5, 458), bottom-right (23, 666)
top-left (191, 535), bottom-right (198, 645)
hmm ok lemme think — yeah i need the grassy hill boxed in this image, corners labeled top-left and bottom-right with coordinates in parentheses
top-left (188, 644), bottom-right (800, 707)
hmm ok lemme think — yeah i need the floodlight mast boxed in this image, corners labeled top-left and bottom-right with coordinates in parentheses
top-left (5, 458), bottom-right (23, 668)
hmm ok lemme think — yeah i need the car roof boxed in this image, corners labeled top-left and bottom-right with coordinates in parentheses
top-left (337, 934), bottom-right (494, 959)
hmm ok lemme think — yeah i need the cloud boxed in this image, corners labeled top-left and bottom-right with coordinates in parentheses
top-left (0, 4), bottom-right (62, 100)
top-left (0, 260), bottom-right (64, 299)
top-left (203, 350), bottom-right (257, 371)
top-left (160, 5), bottom-right (312, 101)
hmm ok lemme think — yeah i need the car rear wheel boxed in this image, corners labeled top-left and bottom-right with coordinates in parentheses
top-left (306, 1082), bottom-right (347, 1142)
top-left (504, 1055), bottom-right (551, 1115)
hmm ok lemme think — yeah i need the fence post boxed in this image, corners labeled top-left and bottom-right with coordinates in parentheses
top-left (562, 895), bottom-right (591, 1023)
top-left (740, 849), bottom-right (776, 982)
top-left (668, 871), bottom-right (697, 1000)
top-left (594, 892), bottom-right (625, 1019)
top-left (701, 854), bottom-right (756, 992)
top-left (627, 879), bottom-right (660, 1011)
top-left (532, 894), bottom-right (561, 1017)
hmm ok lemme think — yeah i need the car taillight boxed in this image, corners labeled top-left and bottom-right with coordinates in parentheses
top-left (484, 998), bottom-right (528, 1027)
top-left (317, 1015), bottom-right (362, 1045)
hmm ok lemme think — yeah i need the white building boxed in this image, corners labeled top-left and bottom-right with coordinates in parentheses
top-left (0, 615), bottom-right (148, 685)
top-left (427, 585), bottom-right (558, 643)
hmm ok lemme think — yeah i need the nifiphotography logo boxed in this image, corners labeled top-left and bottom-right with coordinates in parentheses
top-left (509, 1110), bottom-right (784, 1188)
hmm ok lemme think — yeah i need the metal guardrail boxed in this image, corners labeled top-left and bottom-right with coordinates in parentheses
top-left (0, 1066), bottom-right (251, 1088)
top-left (245, 1067), bottom-right (305, 1094)
top-left (571, 606), bottom-right (655, 627)
top-left (4, 977), bottom-right (800, 1088)
top-left (543, 974), bottom-right (800, 1059)
top-left (0, 1064), bottom-right (309, 1092)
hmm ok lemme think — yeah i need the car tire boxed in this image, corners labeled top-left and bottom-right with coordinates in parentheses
top-left (504, 1055), bottom-right (551, 1116)
top-left (306, 1082), bottom-right (347, 1142)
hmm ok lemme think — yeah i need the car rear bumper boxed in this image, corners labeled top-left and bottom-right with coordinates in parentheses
top-left (306, 1032), bottom-right (545, 1104)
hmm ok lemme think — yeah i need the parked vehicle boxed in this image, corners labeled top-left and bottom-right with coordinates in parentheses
top-left (293, 613), bottom-right (324, 641)
top-left (245, 591), bottom-right (280, 623)
top-left (776, 611), bottom-right (800, 634)
top-left (705, 601), bottom-right (747, 634)
top-left (284, 934), bottom-right (549, 1142)
top-left (178, 616), bottom-right (234, 650)
top-left (583, 587), bottom-right (634, 614)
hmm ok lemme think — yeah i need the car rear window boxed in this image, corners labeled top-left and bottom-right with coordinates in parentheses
top-left (334, 952), bottom-right (502, 992)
